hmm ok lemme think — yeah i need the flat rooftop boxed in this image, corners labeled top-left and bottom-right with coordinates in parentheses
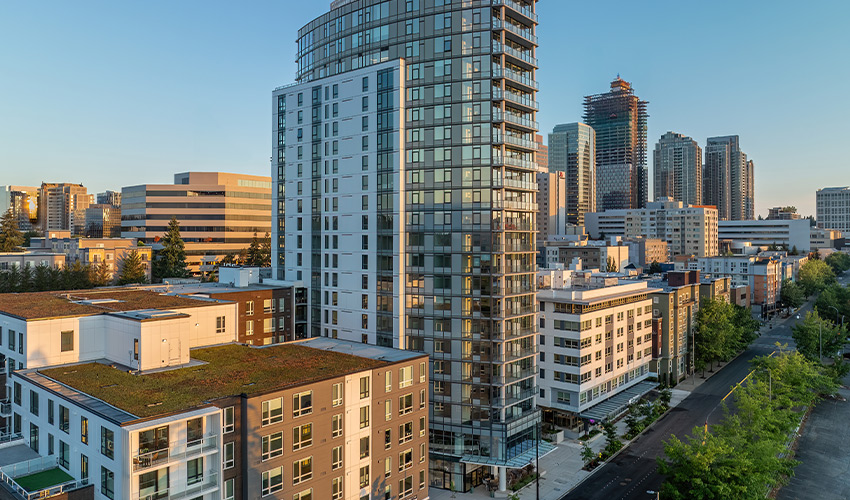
top-left (0, 289), bottom-right (220, 320)
top-left (35, 342), bottom-right (390, 420)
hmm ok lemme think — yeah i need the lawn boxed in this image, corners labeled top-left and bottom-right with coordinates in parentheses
top-left (14, 468), bottom-right (74, 492)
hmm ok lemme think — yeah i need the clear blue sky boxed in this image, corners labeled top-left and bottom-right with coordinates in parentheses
top-left (1, 0), bottom-right (848, 216)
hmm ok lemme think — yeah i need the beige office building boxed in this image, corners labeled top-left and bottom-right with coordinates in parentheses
top-left (121, 172), bottom-right (272, 274)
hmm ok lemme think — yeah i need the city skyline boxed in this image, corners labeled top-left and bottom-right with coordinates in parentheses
top-left (2, 0), bottom-right (848, 217)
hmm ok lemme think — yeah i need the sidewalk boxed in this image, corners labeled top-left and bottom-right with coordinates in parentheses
top-left (429, 351), bottom-right (745, 500)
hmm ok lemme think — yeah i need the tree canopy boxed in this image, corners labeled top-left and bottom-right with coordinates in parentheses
top-left (694, 298), bottom-right (759, 372)
top-left (116, 250), bottom-right (148, 285)
top-left (0, 209), bottom-right (24, 252)
top-left (153, 216), bottom-right (189, 281)
top-left (791, 310), bottom-right (845, 361)
top-left (779, 279), bottom-right (805, 309)
top-left (825, 251), bottom-right (850, 275)
top-left (814, 283), bottom-right (850, 325)
top-left (797, 259), bottom-right (836, 296)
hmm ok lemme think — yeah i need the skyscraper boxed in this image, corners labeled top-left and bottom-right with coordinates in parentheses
top-left (38, 182), bottom-right (90, 234)
top-left (703, 135), bottom-right (754, 220)
top-left (535, 133), bottom-right (548, 171)
top-left (653, 131), bottom-right (702, 206)
top-left (548, 122), bottom-right (596, 226)
top-left (583, 77), bottom-right (648, 210)
top-left (273, 0), bottom-right (542, 492)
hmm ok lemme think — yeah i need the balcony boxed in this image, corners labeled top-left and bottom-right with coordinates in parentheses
top-left (492, 153), bottom-right (537, 171)
top-left (132, 435), bottom-right (218, 472)
top-left (492, 41), bottom-right (537, 68)
top-left (133, 472), bottom-right (220, 500)
top-left (492, 130), bottom-right (537, 151)
top-left (0, 456), bottom-right (89, 500)
top-left (492, 66), bottom-right (538, 92)
top-left (0, 399), bottom-right (10, 417)
top-left (492, 88), bottom-right (538, 111)
top-left (492, 18), bottom-right (537, 45)
top-left (493, 0), bottom-right (538, 24)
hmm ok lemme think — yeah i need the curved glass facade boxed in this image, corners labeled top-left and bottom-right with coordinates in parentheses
top-left (279, 0), bottom-right (540, 490)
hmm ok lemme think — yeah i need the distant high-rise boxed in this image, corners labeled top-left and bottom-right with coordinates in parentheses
top-left (536, 170), bottom-right (566, 245)
top-left (38, 183), bottom-right (90, 234)
top-left (653, 132), bottom-right (702, 206)
top-left (535, 134), bottom-right (549, 171)
top-left (816, 186), bottom-right (850, 233)
top-left (703, 135), bottom-right (754, 220)
top-left (548, 123), bottom-right (596, 225)
top-left (97, 190), bottom-right (121, 207)
top-left (583, 77), bottom-right (648, 210)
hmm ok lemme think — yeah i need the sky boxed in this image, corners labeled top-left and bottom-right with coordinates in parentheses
top-left (1, 0), bottom-right (848, 217)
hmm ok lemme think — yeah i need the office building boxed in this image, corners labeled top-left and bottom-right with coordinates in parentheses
top-left (653, 132), bottom-right (701, 206)
top-left (810, 227), bottom-right (843, 250)
top-left (84, 204), bottom-right (122, 238)
top-left (816, 186), bottom-right (850, 233)
top-left (718, 218), bottom-right (812, 253)
top-left (30, 236), bottom-right (153, 282)
top-left (541, 239), bottom-right (629, 272)
top-left (96, 190), bottom-right (121, 207)
top-left (38, 183), bottom-right (91, 235)
top-left (583, 78), bottom-right (648, 210)
top-left (535, 134), bottom-right (548, 171)
top-left (536, 170), bottom-right (566, 245)
top-left (548, 123), bottom-right (596, 226)
top-left (4, 329), bottom-right (428, 500)
top-left (585, 199), bottom-right (719, 258)
top-left (623, 237), bottom-right (668, 268)
top-left (702, 135), bottom-right (754, 221)
top-left (767, 206), bottom-right (800, 220)
top-left (274, 0), bottom-right (541, 491)
top-left (0, 186), bottom-right (39, 231)
top-left (537, 272), bottom-right (658, 432)
top-left (121, 172), bottom-right (272, 275)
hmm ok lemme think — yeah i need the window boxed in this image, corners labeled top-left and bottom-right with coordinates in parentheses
top-left (399, 394), bottom-right (413, 415)
top-left (332, 445), bottom-right (343, 470)
top-left (385, 456), bottom-right (392, 477)
top-left (385, 371), bottom-right (392, 392)
top-left (101, 427), bottom-right (114, 459)
top-left (81, 416), bottom-right (88, 444)
top-left (419, 389), bottom-right (426, 409)
top-left (399, 448), bottom-right (413, 471)
top-left (385, 399), bottom-right (392, 421)
top-left (59, 405), bottom-right (69, 433)
top-left (60, 330), bottom-right (74, 352)
top-left (419, 362), bottom-right (426, 383)
top-left (224, 478), bottom-right (235, 500)
top-left (101, 467), bottom-right (115, 499)
top-left (359, 465), bottom-right (370, 488)
top-left (360, 436), bottom-right (370, 458)
top-left (134, 339), bottom-right (139, 360)
top-left (332, 383), bottom-right (343, 407)
top-left (187, 418), bottom-right (203, 446)
top-left (362, 76), bottom-right (369, 91)
top-left (223, 407), bottom-right (235, 433)
top-left (29, 423), bottom-right (38, 452)
top-left (187, 457), bottom-right (203, 485)
top-left (292, 456), bottom-right (313, 484)
top-left (420, 442), bottom-right (426, 463)
top-left (81, 454), bottom-right (88, 480)
top-left (29, 390), bottom-right (38, 416)
top-left (246, 301), bottom-right (254, 315)
top-left (399, 422), bottom-right (413, 444)
top-left (359, 406), bottom-right (370, 428)
top-left (419, 416), bottom-right (426, 437)
top-left (292, 423), bottom-right (312, 451)
top-left (262, 466), bottom-right (283, 495)
top-left (48, 400), bottom-right (54, 425)
top-left (264, 299), bottom-right (274, 314)
top-left (384, 429), bottom-right (392, 450)
top-left (399, 366), bottom-right (413, 388)
top-left (293, 489), bottom-right (313, 500)
top-left (400, 475), bottom-right (413, 497)
top-left (293, 391), bottom-right (312, 417)
top-left (262, 432), bottom-right (283, 460)
top-left (13, 382), bottom-right (20, 405)
top-left (420, 469), bottom-right (426, 489)
top-left (332, 477), bottom-right (343, 500)
top-left (332, 414), bottom-right (342, 437)
top-left (262, 398), bottom-right (283, 426)
top-left (216, 316), bottom-right (226, 333)
top-left (246, 321), bottom-right (254, 336)
top-left (224, 441), bottom-right (235, 469)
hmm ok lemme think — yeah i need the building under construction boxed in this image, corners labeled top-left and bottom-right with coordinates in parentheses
top-left (583, 77), bottom-right (649, 210)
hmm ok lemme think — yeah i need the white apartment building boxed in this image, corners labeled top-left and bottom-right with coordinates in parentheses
top-left (537, 274), bottom-right (658, 431)
top-left (585, 198), bottom-right (718, 258)
top-left (718, 218), bottom-right (811, 253)
top-left (817, 186), bottom-right (850, 233)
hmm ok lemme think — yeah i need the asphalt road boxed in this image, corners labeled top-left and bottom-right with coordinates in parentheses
top-left (563, 301), bottom-right (812, 500)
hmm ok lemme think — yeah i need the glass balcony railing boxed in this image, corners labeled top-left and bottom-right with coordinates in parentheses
top-left (493, 0), bottom-right (538, 23)
top-left (492, 66), bottom-right (538, 90)
top-left (491, 19), bottom-right (538, 44)
top-left (0, 456), bottom-right (89, 500)
top-left (133, 472), bottom-right (220, 500)
top-left (492, 41), bottom-right (538, 67)
top-left (492, 88), bottom-right (538, 110)
top-left (132, 435), bottom-right (218, 472)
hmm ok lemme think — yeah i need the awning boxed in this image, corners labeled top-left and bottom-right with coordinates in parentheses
top-left (578, 380), bottom-right (658, 423)
top-left (461, 440), bottom-right (557, 468)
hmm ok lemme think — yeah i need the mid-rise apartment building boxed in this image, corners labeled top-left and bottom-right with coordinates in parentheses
top-left (718, 218), bottom-right (812, 253)
top-left (692, 256), bottom-right (780, 314)
top-left (583, 78), bottom-right (648, 210)
top-left (536, 170), bottom-right (566, 245)
top-left (7, 338), bottom-right (429, 500)
top-left (622, 237), bottom-right (668, 268)
top-left (816, 186), bottom-right (850, 233)
top-left (540, 239), bottom-right (629, 272)
top-left (585, 198), bottom-right (719, 258)
top-left (537, 273), bottom-right (657, 431)
top-left (548, 123), bottom-right (596, 226)
top-left (121, 172), bottom-right (272, 274)
top-left (275, 0), bottom-right (542, 491)
top-left (30, 236), bottom-right (153, 282)
top-left (653, 131), bottom-right (702, 206)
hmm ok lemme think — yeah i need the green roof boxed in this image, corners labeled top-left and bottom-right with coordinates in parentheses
top-left (39, 343), bottom-right (388, 419)
top-left (15, 468), bottom-right (74, 492)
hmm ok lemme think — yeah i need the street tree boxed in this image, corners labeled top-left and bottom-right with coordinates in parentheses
top-left (0, 209), bottom-right (24, 252)
top-left (791, 311), bottom-right (845, 361)
top-left (797, 258), bottom-right (835, 296)
top-left (814, 283), bottom-right (850, 324)
top-left (117, 250), bottom-right (148, 285)
top-left (779, 279), bottom-right (805, 309)
top-left (153, 216), bottom-right (189, 281)
top-left (825, 251), bottom-right (850, 275)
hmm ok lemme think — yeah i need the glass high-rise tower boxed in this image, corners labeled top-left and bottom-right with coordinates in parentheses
top-left (273, 0), bottom-right (542, 492)
top-left (548, 122), bottom-right (596, 226)
top-left (653, 131), bottom-right (702, 206)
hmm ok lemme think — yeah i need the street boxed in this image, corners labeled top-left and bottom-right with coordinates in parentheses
top-left (562, 301), bottom-right (811, 500)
